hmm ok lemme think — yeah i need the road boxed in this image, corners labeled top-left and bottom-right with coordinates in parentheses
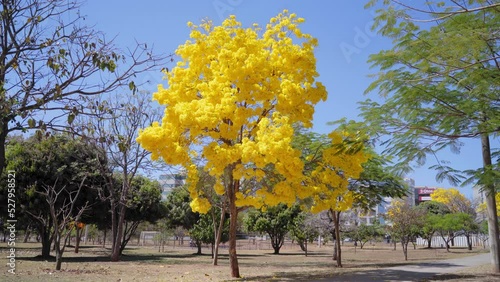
top-left (315, 253), bottom-right (494, 282)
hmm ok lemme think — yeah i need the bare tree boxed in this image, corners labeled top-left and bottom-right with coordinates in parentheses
top-left (42, 176), bottom-right (89, 270)
top-left (76, 92), bottom-right (167, 261)
top-left (0, 0), bottom-right (168, 175)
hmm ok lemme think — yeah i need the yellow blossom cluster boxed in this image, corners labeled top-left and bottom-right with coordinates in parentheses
top-left (477, 192), bottom-right (500, 216)
top-left (385, 199), bottom-right (405, 223)
top-left (308, 131), bottom-right (369, 213)
top-left (430, 188), bottom-right (470, 213)
top-left (136, 11), bottom-right (327, 213)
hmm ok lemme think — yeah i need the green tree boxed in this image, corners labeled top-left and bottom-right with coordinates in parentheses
top-left (350, 223), bottom-right (384, 249)
top-left (4, 134), bottom-right (104, 263)
top-left (460, 213), bottom-right (480, 251)
top-left (0, 0), bottom-right (166, 175)
top-left (119, 176), bottom-right (166, 254)
top-left (243, 204), bottom-right (302, 254)
top-left (189, 211), bottom-right (229, 255)
top-left (416, 201), bottom-right (450, 248)
top-left (163, 186), bottom-right (200, 237)
top-left (362, 0), bottom-right (500, 271)
top-left (430, 213), bottom-right (470, 252)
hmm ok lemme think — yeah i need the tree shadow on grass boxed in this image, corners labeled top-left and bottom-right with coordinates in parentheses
top-left (267, 251), bottom-right (332, 256)
top-left (17, 252), bottom-right (202, 263)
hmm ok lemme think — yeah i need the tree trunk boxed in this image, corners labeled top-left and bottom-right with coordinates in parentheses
top-left (103, 228), bottom-right (107, 248)
top-left (84, 224), bottom-right (89, 245)
top-left (228, 179), bottom-right (240, 278)
top-left (333, 210), bottom-right (342, 267)
top-left (23, 226), bottom-right (31, 243)
top-left (40, 228), bottom-right (52, 259)
top-left (273, 243), bottom-right (280, 254)
top-left (466, 234), bottom-right (472, 251)
top-left (0, 120), bottom-right (7, 175)
top-left (402, 241), bottom-right (408, 261)
top-left (111, 179), bottom-right (130, 261)
top-left (197, 241), bottom-right (202, 255)
top-left (55, 239), bottom-right (63, 270)
top-left (333, 238), bottom-right (337, 260)
top-left (481, 134), bottom-right (500, 272)
top-left (427, 238), bottom-right (432, 249)
top-left (110, 201), bottom-right (117, 250)
top-left (74, 227), bottom-right (81, 253)
top-left (111, 209), bottom-right (125, 260)
top-left (212, 206), bottom-right (226, 266)
top-left (271, 235), bottom-right (283, 254)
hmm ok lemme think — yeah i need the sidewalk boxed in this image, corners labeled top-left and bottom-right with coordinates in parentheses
top-left (322, 253), bottom-right (492, 282)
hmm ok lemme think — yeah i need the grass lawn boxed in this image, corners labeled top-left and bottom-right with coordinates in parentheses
top-left (0, 240), bottom-right (495, 281)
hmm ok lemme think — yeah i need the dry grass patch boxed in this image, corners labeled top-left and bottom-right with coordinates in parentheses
top-left (0, 241), bottom-right (492, 281)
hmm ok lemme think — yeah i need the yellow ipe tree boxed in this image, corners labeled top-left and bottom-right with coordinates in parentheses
top-left (137, 11), bottom-right (326, 278)
top-left (306, 131), bottom-right (369, 267)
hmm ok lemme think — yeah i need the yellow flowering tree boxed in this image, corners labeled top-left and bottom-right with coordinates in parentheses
top-left (385, 199), bottom-right (426, 261)
top-left (137, 11), bottom-right (326, 278)
top-left (296, 129), bottom-right (369, 267)
top-left (431, 188), bottom-right (473, 214)
top-left (477, 192), bottom-right (500, 217)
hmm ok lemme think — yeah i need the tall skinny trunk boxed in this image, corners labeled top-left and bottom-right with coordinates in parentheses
top-left (40, 226), bottom-right (52, 259)
top-left (402, 240), bottom-right (408, 261)
top-left (332, 210), bottom-right (342, 267)
top-left (481, 134), bottom-right (500, 273)
top-left (103, 228), bottom-right (107, 248)
top-left (111, 202), bottom-right (127, 261)
top-left (0, 120), bottom-right (7, 175)
top-left (23, 225), bottom-right (31, 243)
top-left (213, 206), bottom-right (226, 265)
top-left (55, 239), bottom-right (63, 270)
top-left (228, 179), bottom-right (240, 278)
top-left (74, 227), bottom-right (81, 253)
top-left (111, 173), bottom-right (130, 261)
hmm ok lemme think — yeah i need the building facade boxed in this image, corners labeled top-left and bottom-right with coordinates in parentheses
top-left (158, 172), bottom-right (186, 200)
top-left (414, 186), bottom-right (437, 205)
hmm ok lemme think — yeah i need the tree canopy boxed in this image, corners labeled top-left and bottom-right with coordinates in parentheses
top-left (361, 0), bottom-right (500, 271)
top-left (0, 0), bottom-right (166, 175)
top-left (137, 11), bottom-right (326, 278)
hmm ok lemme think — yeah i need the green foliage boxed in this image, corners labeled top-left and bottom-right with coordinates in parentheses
top-left (3, 134), bottom-right (105, 258)
top-left (361, 1), bottom-right (500, 186)
top-left (431, 212), bottom-right (477, 234)
top-left (416, 201), bottom-right (451, 215)
top-left (346, 222), bottom-right (385, 249)
top-left (6, 134), bottom-right (104, 218)
top-left (244, 204), bottom-right (302, 254)
top-left (125, 176), bottom-right (166, 224)
top-left (293, 124), bottom-right (406, 212)
top-left (349, 152), bottom-right (408, 211)
top-left (164, 186), bottom-right (200, 230)
top-left (189, 211), bottom-right (229, 247)
top-left (417, 201), bottom-right (451, 247)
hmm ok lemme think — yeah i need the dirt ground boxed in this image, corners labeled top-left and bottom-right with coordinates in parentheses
top-left (0, 241), bottom-right (497, 281)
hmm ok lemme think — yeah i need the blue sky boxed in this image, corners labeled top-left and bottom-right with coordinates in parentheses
top-left (79, 0), bottom-right (491, 198)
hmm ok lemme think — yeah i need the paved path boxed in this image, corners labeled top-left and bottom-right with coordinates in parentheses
top-left (322, 253), bottom-right (492, 281)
